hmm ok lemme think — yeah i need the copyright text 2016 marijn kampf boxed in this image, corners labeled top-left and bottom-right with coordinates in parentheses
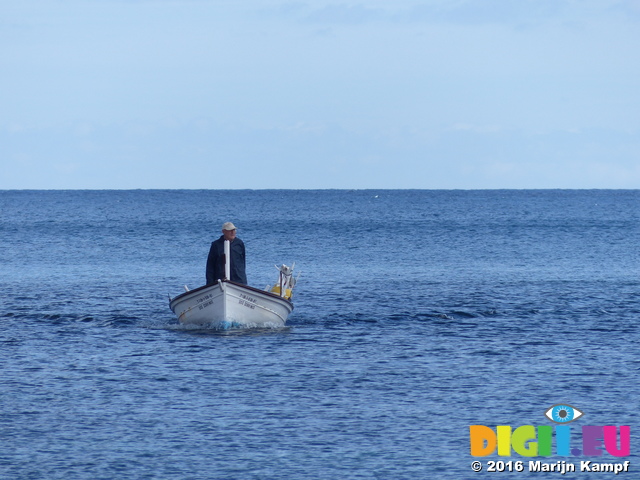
top-left (529, 460), bottom-right (630, 474)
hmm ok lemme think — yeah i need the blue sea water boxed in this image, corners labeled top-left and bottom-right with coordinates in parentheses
top-left (0, 189), bottom-right (639, 480)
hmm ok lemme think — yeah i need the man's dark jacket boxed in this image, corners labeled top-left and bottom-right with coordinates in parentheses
top-left (206, 236), bottom-right (247, 285)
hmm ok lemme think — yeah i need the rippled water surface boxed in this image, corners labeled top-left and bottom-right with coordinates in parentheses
top-left (1, 190), bottom-right (639, 479)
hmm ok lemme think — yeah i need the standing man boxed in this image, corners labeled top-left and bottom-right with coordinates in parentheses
top-left (206, 222), bottom-right (247, 285)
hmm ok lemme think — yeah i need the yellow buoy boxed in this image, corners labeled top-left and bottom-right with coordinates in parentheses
top-left (270, 285), bottom-right (292, 300)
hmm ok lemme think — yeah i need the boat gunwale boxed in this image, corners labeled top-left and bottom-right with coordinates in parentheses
top-left (169, 280), bottom-right (294, 309)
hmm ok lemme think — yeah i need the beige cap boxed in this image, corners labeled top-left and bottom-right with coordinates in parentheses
top-left (222, 222), bottom-right (237, 231)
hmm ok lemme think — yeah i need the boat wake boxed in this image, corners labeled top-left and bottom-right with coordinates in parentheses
top-left (157, 321), bottom-right (292, 336)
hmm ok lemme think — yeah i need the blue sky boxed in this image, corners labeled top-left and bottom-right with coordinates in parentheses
top-left (2, 0), bottom-right (639, 189)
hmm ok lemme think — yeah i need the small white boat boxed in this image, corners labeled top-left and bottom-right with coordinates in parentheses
top-left (169, 241), bottom-right (297, 329)
top-left (169, 280), bottom-right (293, 329)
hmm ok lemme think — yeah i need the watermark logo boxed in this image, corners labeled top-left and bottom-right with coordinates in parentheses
top-left (545, 404), bottom-right (583, 424)
top-left (468, 404), bottom-right (631, 474)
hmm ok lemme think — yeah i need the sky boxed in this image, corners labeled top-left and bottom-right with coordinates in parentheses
top-left (1, 0), bottom-right (639, 189)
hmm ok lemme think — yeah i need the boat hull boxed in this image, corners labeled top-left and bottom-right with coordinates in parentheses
top-left (169, 280), bottom-right (293, 328)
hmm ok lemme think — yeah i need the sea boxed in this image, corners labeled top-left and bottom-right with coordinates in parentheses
top-left (0, 189), bottom-right (638, 480)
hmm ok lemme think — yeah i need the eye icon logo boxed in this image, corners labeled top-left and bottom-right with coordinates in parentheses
top-left (544, 404), bottom-right (584, 424)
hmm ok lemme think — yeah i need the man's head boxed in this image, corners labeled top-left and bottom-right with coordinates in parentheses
top-left (222, 222), bottom-right (237, 241)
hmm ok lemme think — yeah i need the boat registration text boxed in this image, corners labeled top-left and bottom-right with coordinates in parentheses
top-left (238, 293), bottom-right (257, 310)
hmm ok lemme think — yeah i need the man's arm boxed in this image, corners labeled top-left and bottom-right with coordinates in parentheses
top-left (205, 243), bottom-right (218, 284)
